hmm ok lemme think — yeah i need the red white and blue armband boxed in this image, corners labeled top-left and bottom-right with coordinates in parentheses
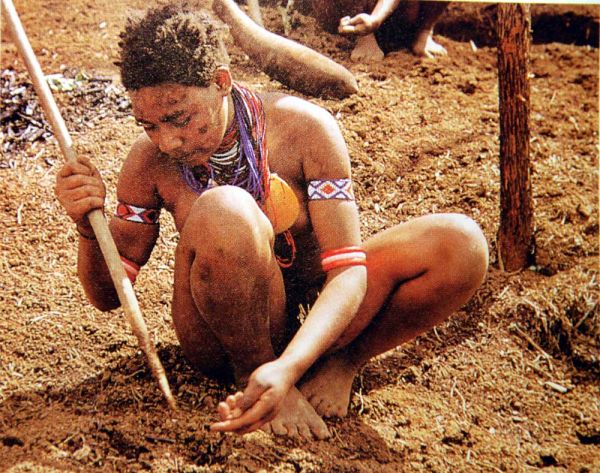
top-left (120, 255), bottom-right (141, 284)
top-left (308, 178), bottom-right (354, 201)
top-left (321, 246), bottom-right (367, 272)
top-left (115, 201), bottom-right (160, 224)
top-left (114, 202), bottom-right (156, 283)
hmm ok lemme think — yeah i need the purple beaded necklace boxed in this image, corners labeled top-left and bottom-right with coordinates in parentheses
top-left (180, 84), bottom-right (267, 204)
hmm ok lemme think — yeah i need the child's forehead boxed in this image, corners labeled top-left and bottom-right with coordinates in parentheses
top-left (131, 84), bottom-right (215, 107)
top-left (131, 83), bottom-right (214, 116)
top-left (133, 84), bottom-right (191, 106)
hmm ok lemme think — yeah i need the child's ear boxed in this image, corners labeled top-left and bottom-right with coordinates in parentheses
top-left (214, 66), bottom-right (232, 95)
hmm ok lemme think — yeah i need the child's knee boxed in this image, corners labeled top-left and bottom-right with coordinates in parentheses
top-left (434, 214), bottom-right (489, 289)
top-left (182, 185), bottom-right (274, 256)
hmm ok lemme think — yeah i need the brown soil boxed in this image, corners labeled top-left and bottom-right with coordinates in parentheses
top-left (1, 2), bottom-right (598, 472)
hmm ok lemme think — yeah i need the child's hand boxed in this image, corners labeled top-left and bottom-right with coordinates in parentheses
top-left (55, 156), bottom-right (106, 236)
top-left (210, 360), bottom-right (293, 435)
top-left (338, 14), bottom-right (379, 36)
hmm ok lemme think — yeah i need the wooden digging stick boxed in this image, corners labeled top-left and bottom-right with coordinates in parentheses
top-left (2, 0), bottom-right (177, 411)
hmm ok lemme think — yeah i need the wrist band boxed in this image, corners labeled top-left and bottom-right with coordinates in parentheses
top-left (321, 245), bottom-right (367, 272)
top-left (77, 226), bottom-right (141, 283)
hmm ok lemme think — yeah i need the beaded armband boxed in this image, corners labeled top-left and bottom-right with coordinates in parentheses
top-left (308, 178), bottom-right (354, 201)
top-left (115, 202), bottom-right (160, 224)
top-left (121, 256), bottom-right (141, 284)
top-left (321, 246), bottom-right (367, 272)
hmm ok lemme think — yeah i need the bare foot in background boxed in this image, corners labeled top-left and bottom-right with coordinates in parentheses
top-left (351, 33), bottom-right (385, 62)
top-left (412, 28), bottom-right (447, 58)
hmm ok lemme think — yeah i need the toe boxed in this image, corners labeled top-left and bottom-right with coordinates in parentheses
top-left (333, 400), bottom-right (347, 417)
top-left (297, 423), bottom-right (312, 439)
top-left (307, 394), bottom-right (320, 412)
top-left (316, 399), bottom-right (330, 417)
top-left (260, 422), bottom-right (272, 435)
top-left (329, 404), bottom-right (341, 418)
top-left (270, 419), bottom-right (287, 436)
top-left (284, 423), bottom-right (299, 438)
top-left (310, 418), bottom-right (330, 440)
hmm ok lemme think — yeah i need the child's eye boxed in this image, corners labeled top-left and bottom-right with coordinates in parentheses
top-left (173, 116), bottom-right (191, 128)
top-left (137, 121), bottom-right (156, 132)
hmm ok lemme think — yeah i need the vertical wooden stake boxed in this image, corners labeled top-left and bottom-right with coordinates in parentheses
top-left (497, 4), bottom-right (535, 271)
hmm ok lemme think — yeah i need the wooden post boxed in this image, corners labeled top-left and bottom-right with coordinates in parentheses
top-left (497, 4), bottom-right (535, 271)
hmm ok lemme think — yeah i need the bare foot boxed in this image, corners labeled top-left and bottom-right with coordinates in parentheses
top-left (300, 354), bottom-right (358, 418)
top-left (412, 30), bottom-right (447, 59)
top-left (261, 386), bottom-right (330, 439)
top-left (351, 34), bottom-right (385, 62)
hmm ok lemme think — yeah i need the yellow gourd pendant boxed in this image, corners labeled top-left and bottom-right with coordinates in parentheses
top-left (263, 173), bottom-right (300, 234)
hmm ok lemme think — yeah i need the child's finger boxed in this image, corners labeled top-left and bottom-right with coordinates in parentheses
top-left (217, 401), bottom-right (232, 420)
top-left (225, 393), bottom-right (244, 418)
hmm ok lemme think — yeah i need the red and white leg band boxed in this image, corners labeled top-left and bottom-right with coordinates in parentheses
top-left (321, 246), bottom-right (367, 272)
top-left (120, 256), bottom-right (141, 284)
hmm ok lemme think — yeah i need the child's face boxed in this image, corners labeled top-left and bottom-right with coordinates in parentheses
top-left (131, 82), bottom-right (230, 168)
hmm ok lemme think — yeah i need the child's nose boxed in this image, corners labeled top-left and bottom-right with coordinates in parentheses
top-left (159, 130), bottom-right (183, 154)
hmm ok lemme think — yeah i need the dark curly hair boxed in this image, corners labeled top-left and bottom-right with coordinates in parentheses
top-left (117, 3), bottom-right (229, 90)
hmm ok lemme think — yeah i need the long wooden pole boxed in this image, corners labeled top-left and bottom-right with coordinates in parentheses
top-left (497, 3), bottom-right (534, 271)
top-left (2, 0), bottom-right (176, 411)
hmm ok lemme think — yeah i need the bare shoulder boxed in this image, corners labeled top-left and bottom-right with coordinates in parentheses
top-left (263, 93), bottom-right (339, 135)
top-left (261, 93), bottom-right (351, 179)
top-left (116, 132), bottom-right (163, 207)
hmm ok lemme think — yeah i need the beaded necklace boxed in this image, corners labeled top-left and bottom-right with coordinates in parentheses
top-left (180, 84), bottom-right (296, 268)
top-left (180, 83), bottom-right (269, 205)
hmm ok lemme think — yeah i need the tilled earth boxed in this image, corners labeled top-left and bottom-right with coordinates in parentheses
top-left (1, 1), bottom-right (598, 472)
